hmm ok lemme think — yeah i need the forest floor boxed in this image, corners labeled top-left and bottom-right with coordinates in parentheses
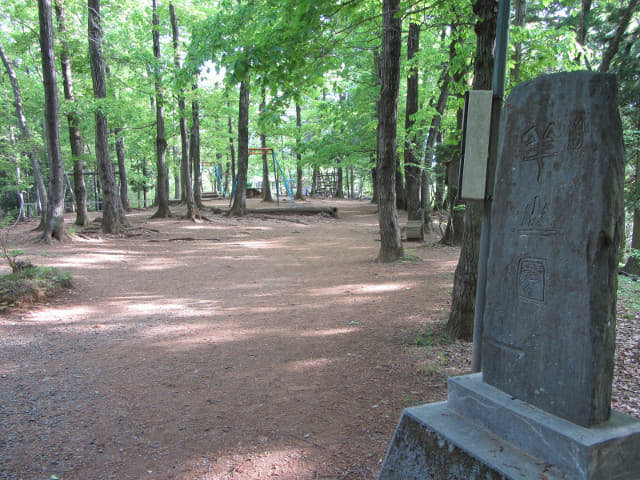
top-left (0, 198), bottom-right (638, 480)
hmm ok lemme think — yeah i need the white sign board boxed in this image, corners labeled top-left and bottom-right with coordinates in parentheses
top-left (459, 90), bottom-right (493, 201)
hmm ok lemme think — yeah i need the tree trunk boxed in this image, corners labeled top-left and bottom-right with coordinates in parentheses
top-left (259, 89), bottom-right (273, 202)
top-left (295, 102), bottom-right (304, 200)
top-left (376, 0), bottom-right (404, 262)
top-left (38, 0), bottom-right (65, 242)
top-left (230, 79), bottom-right (249, 217)
top-left (510, 0), bottom-right (527, 83)
top-left (191, 83), bottom-right (203, 206)
top-left (0, 40), bottom-right (48, 226)
top-left (371, 165), bottom-right (378, 204)
top-left (598, 0), bottom-right (639, 73)
top-left (395, 154), bottom-right (406, 210)
top-left (224, 162), bottom-right (230, 197)
top-left (114, 130), bottom-right (130, 211)
top-left (143, 157), bottom-right (149, 207)
top-left (447, 0), bottom-right (498, 340)
top-left (335, 163), bottom-right (345, 199)
top-left (170, 2), bottom-right (197, 220)
top-left (88, 0), bottom-right (123, 234)
top-left (576, 0), bottom-right (592, 68)
top-left (404, 22), bottom-right (421, 221)
top-left (8, 127), bottom-right (26, 220)
top-left (228, 105), bottom-right (236, 189)
top-left (623, 116), bottom-right (640, 275)
top-left (311, 167), bottom-right (319, 197)
top-left (173, 147), bottom-right (180, 199)
top-left (55, 0), bottom-right (89, 226)
top-left (349, 166), bottom-right (355, 199)
top-left (422, 28), bottom-right (458, 218)
top-left (150, 0), bottom-right (171, 218)
top-left (447, 203), bottom-right (482, 339)
top-left (622, 208), bottom-right (640, 274)
top-left (372, 50), bottom-right (381, 206)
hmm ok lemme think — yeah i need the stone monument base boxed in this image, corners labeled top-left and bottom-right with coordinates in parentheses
top-left (379, 374), bottom-right (640, 480)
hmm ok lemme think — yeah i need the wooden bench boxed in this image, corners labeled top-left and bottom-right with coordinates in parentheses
top-left (405, 220), bottom-right (424, 241)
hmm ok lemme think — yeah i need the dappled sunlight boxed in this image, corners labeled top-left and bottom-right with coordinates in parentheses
top-left (0, 361), bottom-right (20, 376)
top-left (123, 300), bottom-right (212, 316)
top-left (133, 258), bottom-right (187, 272)
top-left (49, 251), bottom-right (136, 269)
top-left (175, 447), bottom-right (320, 480)
top-left (180, 224), bottom-right (274, 232)
top-left (310, 281), bottom-right (414, 296)
top-left (147, 325), bottom-right (286, 350)
top-left (0, 203), bottom-right (468, 480)
top-left (297, 327), bottom-right (358, 337)
top-left (24, 305), bottom-right (97, 324)
top-left (232, 239), bottom-right (287, 250)
top-left (284, 357), bottom-right (334, 373)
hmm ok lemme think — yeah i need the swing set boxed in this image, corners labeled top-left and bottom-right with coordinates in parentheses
top-left (229, 147), bottom-right (296, 206)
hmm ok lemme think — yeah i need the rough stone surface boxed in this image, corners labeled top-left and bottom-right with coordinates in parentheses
top-left (447, 374), bottom-right (640, 480)
top-left (378, 402), bottom-right (568, 480)
top-left (482, 71), bottom-right (625, 427)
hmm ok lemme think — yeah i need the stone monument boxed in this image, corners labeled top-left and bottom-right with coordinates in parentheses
top-left (379, 71), bottom-right (640, 479)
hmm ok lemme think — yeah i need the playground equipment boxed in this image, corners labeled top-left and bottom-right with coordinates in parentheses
top-left (312, 170), bottom-right (338, 198)
top-left (213, 164), bottom-right (226, 197)
top-left (249, 147), bottom-right (296, 206)
top-left (228, 147), bottom-right (296, 207)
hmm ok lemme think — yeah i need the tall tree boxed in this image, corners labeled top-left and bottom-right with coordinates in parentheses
top-left (404, 22), bottom-right (421, 221)
top-left (88, 0), bottom-right (123, 234)
top-left (447, 0), bottom-right (498, 340)
top-left (598, 0), bottom-right (639, 73)
top-left (190, 83), bottom-right (203, 206)
top-left (576, 0), bottom-right (592, 68)
top-left (170, 2), bottom-right (197, 220)
top-left (151, 0), bottom-right (171, 218)
top-left (54, 0), bottom-right (90, 226)
top-left (114, 129), bottom-right (131, 211)
top-left (6, 125), bottom-right (26, 220)
top-left (39, 0), bottom-right (65, 242)
top-left (623, 113), bottom-right (640, 274)
top-left (510, 0), bottom-right (527, 83)
top-left (336, 159), bottom-right (345, 199)
top-left (376, 0), bottom-right (404, 262)
top-left (259, 88), bottom-right (273, 202)
top-left (0, 41), bottom-right (48, 226)
top-left (227, 104), bottom-right (236, 191)
top-left (295, 101), bottom-right (304, 200)
top-left (421, 59), bottom-right (452, 217)
top-left (229, 79), bottom-right (249, 216)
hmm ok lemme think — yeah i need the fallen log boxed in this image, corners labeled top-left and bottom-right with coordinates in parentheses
top-left (209, 206), bottom-right (339, 218)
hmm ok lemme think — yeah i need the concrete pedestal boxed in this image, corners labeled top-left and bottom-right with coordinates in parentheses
top-left (379, 374), bottom-right (640, 480)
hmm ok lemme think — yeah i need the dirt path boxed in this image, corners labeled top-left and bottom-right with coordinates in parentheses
top-left (0, 199), bottom-right (468, 480)
top-left (1, 198), bottom-right (637, 480)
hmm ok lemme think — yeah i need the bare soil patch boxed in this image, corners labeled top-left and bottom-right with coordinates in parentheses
top-left (0, 199), bottom-right (637, 480)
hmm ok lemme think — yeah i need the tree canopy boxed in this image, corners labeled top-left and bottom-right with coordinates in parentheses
top-left (0, 0), bottom-right (637, 264)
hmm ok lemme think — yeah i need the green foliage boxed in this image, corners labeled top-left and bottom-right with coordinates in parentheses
top-left (414, 328), bottom-right (433, 347)
top-left (399, 251), bottom-right (421, 262)
top-left (618, 273), bottom-right (640, 315)
top-left (0, 0), bottom-right (637, 222)
top-left (414, 327), bottom-right (453, 347)
top-left (0, 264), bottom-right (71, 309)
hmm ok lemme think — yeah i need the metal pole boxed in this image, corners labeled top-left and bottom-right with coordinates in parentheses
top-left (471, 0), bottom-right (511, 373)
top-left (273, 150), bottom-right (296, 206)
top-left (271, 149), bottom-right (280, 206)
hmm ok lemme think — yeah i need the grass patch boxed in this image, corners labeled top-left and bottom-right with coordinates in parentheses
top-left (398, 251), bottom-right (421, 262)
top-left (419, 363), bottom-right (442, 377)
top-left (414, 327), bottom-right (454, 347)
top-left (618, 274), bottom-right (640, 317)
top-left (0, 265), bottom-right (72, 310)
